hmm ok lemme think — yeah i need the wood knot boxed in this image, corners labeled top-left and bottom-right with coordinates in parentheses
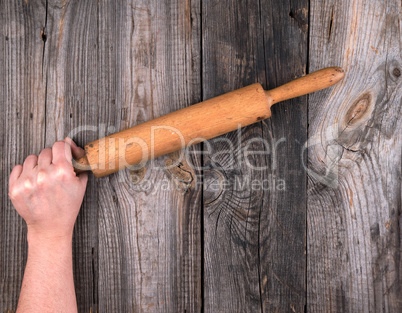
top-left (392, 68), bottom-right (401, 77)
top-left (129, 164), bottom-right (147, 183)
top-left (344, 93), bottom-right (372, 127)
top-left (164, 153), bottom-right (194, 194)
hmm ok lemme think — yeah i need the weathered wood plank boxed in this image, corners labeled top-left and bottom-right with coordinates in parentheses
top-left (43, 1), bottom-right (99, 311)
top-left (0, 0), bottom-right (46, 311)
top-left (308, 0), bottom-right (402, 311)
top-left (201, 2), bottom-right (265, 311)
top-left (259, 1), bottom-right (309, 312)
top-left (97, 0), bottom-right (202, 312)
top-left (202, 0), bottom-right (307, 311)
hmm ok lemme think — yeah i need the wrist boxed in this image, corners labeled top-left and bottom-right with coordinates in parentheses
top-left (27, 228), bottom-right (73, 248)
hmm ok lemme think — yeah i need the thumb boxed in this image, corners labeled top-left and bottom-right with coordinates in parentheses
top-left (64, 137), bottom-right (86, 159)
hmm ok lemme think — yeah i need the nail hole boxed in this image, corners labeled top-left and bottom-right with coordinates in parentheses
top-left (41, 28), bottom-right (47, 42)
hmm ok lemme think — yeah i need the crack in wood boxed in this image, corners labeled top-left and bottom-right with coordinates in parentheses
top-left (41, 0), bottom-right (48, 78)
top-left (289, 8), bottom-right (308, 34)
top-left (328, 7), bottom-right (334, 41)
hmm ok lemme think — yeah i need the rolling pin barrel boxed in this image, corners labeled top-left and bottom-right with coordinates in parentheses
top-left (74, 67), bottom-right (345, 177)
top-left (77, 83), bottom-right (270, 177)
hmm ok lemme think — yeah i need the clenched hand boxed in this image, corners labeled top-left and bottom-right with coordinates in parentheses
top-left (8, 138), bottom-right (88, 240)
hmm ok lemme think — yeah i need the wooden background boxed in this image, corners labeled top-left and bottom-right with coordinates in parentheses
top-left (0, 0), bottom-right (400, 312)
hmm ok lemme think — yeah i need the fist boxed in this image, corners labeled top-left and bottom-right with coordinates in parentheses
top-left (8, 138), bottom-right (88, 240)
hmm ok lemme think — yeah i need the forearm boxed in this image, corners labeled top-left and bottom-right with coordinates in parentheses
top-left (16, 232), bottom-right (77, 313)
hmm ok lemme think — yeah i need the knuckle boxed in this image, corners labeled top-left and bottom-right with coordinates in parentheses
top-left (9, 179), bottom-right (32, 199)
top-left (36, 170), bottom-right (48, 186)
top-left (54, 166), bottom-right (69, 179)
top-left (8, 186), bottom-right (18, 199)
top-left (22, 178), bottom-right (33, 191)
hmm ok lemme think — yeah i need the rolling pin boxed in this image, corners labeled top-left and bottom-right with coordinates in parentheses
top-left (74, 67), bottom-right (345, 177)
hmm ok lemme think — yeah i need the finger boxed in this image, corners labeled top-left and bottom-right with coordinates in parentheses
top-left (78, 172), bottom-right (89, 190)
top-left (9, 164), bottom-right (23, 187)
top-left (64, 137), bottom-right (86, 159)
top-left (52, 141), bottom-right (73, 166)
top-left (38, 148), bottom-right (52, 168)
top-left (22, 155), bottom-right (38, 173)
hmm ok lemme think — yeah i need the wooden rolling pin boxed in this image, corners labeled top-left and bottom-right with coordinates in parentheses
top-left (74, 67), bottom-right (345, 177)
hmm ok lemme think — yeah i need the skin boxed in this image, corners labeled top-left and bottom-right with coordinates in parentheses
top-left (8, 138), bottom-right (88, 313)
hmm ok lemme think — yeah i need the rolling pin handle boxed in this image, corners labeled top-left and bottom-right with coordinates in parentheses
top-left (265, 67), bottom-right (345, 106)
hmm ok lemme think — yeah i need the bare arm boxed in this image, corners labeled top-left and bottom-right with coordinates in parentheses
top-left (8, 138), bottom-right (88, 313)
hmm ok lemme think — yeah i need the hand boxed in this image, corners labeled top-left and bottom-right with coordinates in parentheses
top-left (8, 138), bottom-right (88, 241)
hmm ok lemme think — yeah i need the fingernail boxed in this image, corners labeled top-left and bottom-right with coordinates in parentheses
top-left (65, 137), bottom-right (76, 146)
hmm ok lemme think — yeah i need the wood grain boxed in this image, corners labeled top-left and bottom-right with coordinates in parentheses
top-left (0, 0), bottom-right (46, 311)
top-left (42, 1), bottom-right (100, 311)
top-left (202, 0), bottom-right (307, 311)
top-left (1, 0), bottom-right (400, 312)
top-left (201, 2), bottom-right (265, 310)
top-left (96, 0), bottom-right (202, 312)
top-left (308, 0), bottom-right (402, 312)
top-left (259, 0), bottom-right (309, 311)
